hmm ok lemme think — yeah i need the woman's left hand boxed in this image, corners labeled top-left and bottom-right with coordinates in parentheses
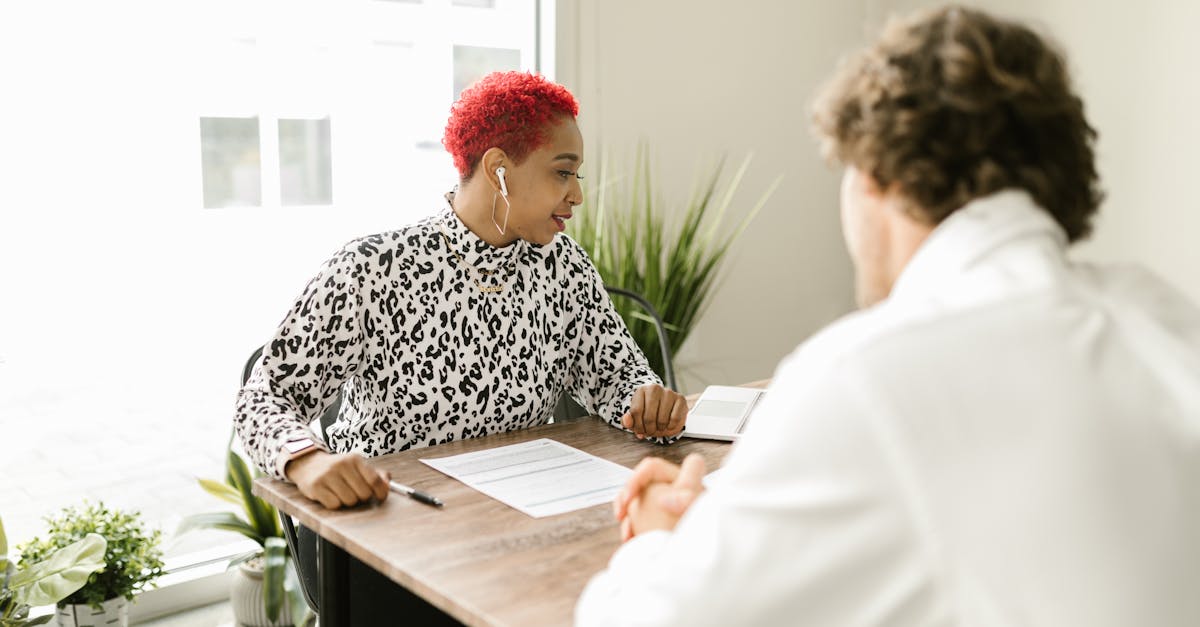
top-left (621, 384), bottom-right (688, 439)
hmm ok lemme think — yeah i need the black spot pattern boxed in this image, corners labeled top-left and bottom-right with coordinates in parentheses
top-left (235, 202), bottom-right (661, 479)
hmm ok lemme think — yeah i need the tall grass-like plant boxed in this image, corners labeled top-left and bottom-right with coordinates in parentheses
top-left (568, 144), bottom-right (781, 384)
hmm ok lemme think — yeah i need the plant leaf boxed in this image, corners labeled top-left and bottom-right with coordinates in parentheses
top-left (176, 513), bottom-right (264, 546)
top-left (283, 556), bottom-right (313, 627)
top-left (197, 478), bottom-right (242, 506)
top-left (226, 451), bottom-right (279, 540)
top-left (1, 515), bottom-right (8, 575)
top-left (262, 537), bottom-right (288, 621)
top-left (10, 533), bottom-right (106, 608)
top-left (223, 429), bottom-right (238, 487)
top-left (567, 143), bottom-right (775, 388)
top-left (18, 615), bottom-right (56, 627)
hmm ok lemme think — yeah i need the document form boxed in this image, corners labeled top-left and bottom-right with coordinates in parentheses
top-left (420, 438), bottom-right (632, 518)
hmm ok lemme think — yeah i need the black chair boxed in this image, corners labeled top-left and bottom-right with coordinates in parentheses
top-left (243, 345), bottom-right (341, 443)
top-left (241, 346), bottom-right (326, 616)
top-left (553, 285), bottom-right (677, 421)
top-left (241, 285), bottom-right (672, 617)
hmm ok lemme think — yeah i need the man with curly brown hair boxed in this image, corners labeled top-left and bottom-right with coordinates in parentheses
top-left (577, 6), bottom-right (1200, 626)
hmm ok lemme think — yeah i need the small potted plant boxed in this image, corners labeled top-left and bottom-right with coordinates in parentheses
top-left (1, 515), bottom-right (106, 627)
top-left (17, 503), bottom-right (163, 627)
top-left (179, 441), bottom-right (311, 627)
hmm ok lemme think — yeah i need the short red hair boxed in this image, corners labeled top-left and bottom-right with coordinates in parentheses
top-left (443, 71), bottom-right (579, 180)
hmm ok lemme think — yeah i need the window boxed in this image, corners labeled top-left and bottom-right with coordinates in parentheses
top-left (199, 116), bottom-right (334, 209)
top-left (200, 117), bottom-right (263, 208)
top-left (454, 44), bottom-right (522, 96)
top-left (194, 0), bottom-right (538, 212)
top-left (0, 0), bottom-right (549, 591)
top-left (278, 117), bottom-right (333, 206)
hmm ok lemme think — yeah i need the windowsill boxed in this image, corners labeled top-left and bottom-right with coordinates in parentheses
top-left (26, 540), bottom-right (256, 624)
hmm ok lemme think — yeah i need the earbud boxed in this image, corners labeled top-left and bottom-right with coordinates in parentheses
top-left (496, 166), bottom-right (509, 197)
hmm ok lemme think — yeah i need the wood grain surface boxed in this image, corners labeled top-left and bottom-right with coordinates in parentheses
top-left (253, 380), bottom-right (769, 627)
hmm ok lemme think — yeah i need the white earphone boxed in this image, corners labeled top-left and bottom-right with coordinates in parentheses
top-left (496, 166), bottom-right (509, 197)
top-left (492, 165), bottom-right (511, 235)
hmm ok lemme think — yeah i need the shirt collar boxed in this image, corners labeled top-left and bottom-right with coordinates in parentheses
top-left (888, 189), bottom-right (1069, 304)
top-left (437, 191), bottom-right (527, 271)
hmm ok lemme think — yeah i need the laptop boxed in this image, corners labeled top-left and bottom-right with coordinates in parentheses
top-left (682, 385), bottom-right (767, 441)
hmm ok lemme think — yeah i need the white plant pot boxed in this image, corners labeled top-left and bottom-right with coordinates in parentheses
top-left (55, 596), bottom-right (128, 627)
top-left (231, 557), bottom-right (295, 627)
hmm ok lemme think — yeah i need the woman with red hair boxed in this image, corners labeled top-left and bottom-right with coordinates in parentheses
top-left (235, 71), bottom-right (687, 515)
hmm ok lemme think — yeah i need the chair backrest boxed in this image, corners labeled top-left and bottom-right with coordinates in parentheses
top-left (603, 286), bottom-right (676, 391)
top-left (242, 345), bottom-right (339, 442)
top-left (554, 285), bottom-right (676, 422)
top-left (240, 345), bottom-right (322, 615)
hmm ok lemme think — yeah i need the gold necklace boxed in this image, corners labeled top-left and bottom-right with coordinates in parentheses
top-left (438, 224), bottom-right (514, 294)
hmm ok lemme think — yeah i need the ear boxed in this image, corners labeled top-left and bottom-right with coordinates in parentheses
top-left (480, 147), bottom-right (509, 193)
top-left (856, 167), bottom-right (887, 200)
top-left (854, 167), bottom-right (911, 224)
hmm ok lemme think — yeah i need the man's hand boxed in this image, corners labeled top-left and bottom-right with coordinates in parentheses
top-left (621, 384), bottom-right (688, 439)
top-left (285, 451), bottom-right (391, 510)
top-left (614, 453), bottom-right (706, 541)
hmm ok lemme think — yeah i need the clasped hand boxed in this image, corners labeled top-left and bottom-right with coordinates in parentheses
top-left (612, 453), bottom-right (706, 541)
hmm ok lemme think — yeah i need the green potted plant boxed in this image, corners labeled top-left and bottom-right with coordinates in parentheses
top-left (178, 437), bottom-right (311, 627)
top-left (568, 144), bottom-right (781, 384)
top-left (17, 503), bottom-right (163, 627)
top-left (1, 515), bottom-right (106, 627)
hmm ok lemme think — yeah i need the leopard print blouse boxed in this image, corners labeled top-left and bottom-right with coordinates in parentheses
top-left (235, 199), bottom-right (662, 479)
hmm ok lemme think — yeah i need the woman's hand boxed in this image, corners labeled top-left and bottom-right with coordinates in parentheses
top-left (285, 451), bottom-right (391, 509)
top-left (621, 384), bottom-right (688, 439)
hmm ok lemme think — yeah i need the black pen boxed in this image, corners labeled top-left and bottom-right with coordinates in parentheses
top-left (389, 481), bottom-right (444, 508)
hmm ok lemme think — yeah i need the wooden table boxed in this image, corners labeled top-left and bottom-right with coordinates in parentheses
top-left (254, 415), bottom-right (739, 627)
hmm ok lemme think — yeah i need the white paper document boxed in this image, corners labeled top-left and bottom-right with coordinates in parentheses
top-left (420, 438), bottom-right (632, 518)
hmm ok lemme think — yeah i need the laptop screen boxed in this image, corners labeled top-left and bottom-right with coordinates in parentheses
top-left (693, 399), bottom-right (747, 420)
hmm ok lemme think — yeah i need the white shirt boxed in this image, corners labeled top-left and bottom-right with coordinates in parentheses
top-left (576, 191), bottom-right (1200, 627)
top-left (235, 199), bottom-right (660, 480)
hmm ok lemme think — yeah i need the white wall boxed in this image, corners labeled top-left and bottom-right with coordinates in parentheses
top-left (872, 0), bottom-right (1200, 302)
top-left (557, 0), bottom-right (867, 393)
top-left (560, 0), bottom-right (1200, 392)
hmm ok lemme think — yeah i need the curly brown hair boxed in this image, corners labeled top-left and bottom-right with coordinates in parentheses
top-left (812, 5), bottom-right (1103, 242)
